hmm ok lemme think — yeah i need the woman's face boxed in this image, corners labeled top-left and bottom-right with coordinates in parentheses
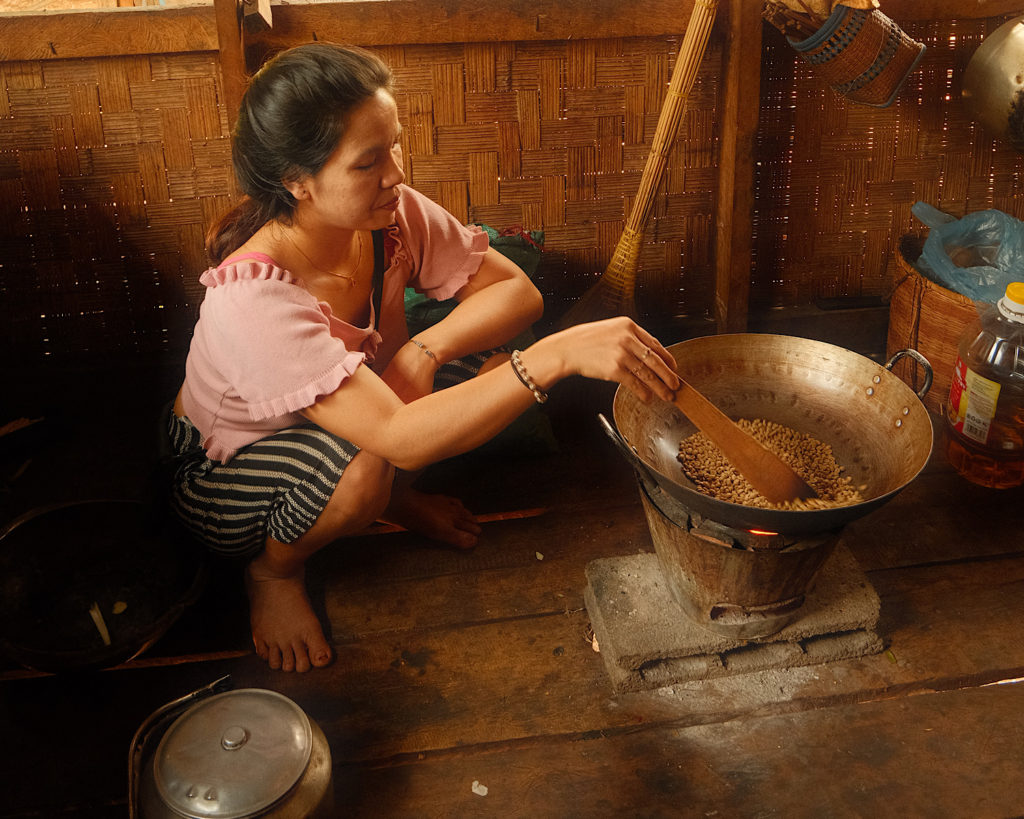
top-left (296, 88), bottom-right (406, 231)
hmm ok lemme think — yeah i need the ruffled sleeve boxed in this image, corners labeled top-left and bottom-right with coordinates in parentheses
top-left (389, 185), bottom-right (489, 300)
top-left (196, 259), bottom-right (365, 422)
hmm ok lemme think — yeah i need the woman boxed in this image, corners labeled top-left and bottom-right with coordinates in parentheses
top-left (168, 43), bottom-right (680, 672)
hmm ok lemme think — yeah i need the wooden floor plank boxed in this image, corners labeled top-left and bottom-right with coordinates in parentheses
top-left (239, 553), bottom-right (1024, 764)
top-left (320, 506), bottom-right (654, 641)
top-left (337, 681), bottom-right (1024, 818)
top-left (842, 462), bottom-right (1024, 572)
top-left (3, 388), bottom-right (1022, 817)
top-left (317, 425), bottom-right (1022, 648)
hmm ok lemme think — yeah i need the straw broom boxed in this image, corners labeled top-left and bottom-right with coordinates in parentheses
top-left (559, 0), bottom-right (721, 328)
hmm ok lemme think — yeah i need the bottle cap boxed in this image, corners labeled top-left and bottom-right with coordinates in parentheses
top-left (998, 282), bottom-right (1024, 321)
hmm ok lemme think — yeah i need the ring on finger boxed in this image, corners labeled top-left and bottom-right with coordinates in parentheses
top-left (641, 346), bottom-right (651, 360)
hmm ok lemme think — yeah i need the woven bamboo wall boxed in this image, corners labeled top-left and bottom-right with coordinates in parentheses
top-left (0, 52), bottom-right (233, 364)
top-left (0, 36), bottom-right (719, 365)
top-left (385, 37), bottom-right (721, 323)
top-left (754, 14), bottom-right (1024, 313)
top-left (2, 15), bottom-right (1022, 367)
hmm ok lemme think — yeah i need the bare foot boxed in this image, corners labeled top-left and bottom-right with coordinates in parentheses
top-left (385, 487), bottom-right (481, 549)
top-left (246, 556), bottom-right (334, 672)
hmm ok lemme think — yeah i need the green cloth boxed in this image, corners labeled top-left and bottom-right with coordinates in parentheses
top-left (405, 224), bottom-right (557, 456)
top-left (404, 224), bottom-right (544, 339)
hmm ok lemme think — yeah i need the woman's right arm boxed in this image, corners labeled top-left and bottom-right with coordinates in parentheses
top-left (301, 317), bottom-right (680, 471)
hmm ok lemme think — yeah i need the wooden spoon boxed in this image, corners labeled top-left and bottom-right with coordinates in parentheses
top-left (673, 378), bottom-right (818, 504)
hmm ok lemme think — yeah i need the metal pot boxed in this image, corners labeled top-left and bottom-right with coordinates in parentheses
top-left (603, 334), bottom-right (934, 535)
top-left (131, 678), bottom-right (334, 818)
top-left (962, 16), bottom-right (1024, 152)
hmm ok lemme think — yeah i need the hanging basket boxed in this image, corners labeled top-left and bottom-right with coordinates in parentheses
top-left (788, 4), bottom-right (926, 108)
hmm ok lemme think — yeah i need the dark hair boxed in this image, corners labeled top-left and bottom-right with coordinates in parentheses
top-left (206, 43), bottom-right (394, 263)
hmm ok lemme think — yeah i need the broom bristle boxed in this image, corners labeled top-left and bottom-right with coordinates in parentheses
top-left (557, 279), bottom-right (639, 329)
top-left (557, 225), bottom-right (644, 328)
top-left (557, 252), bottom-right (642, 327)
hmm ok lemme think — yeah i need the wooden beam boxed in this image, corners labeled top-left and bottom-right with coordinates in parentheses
top-left (0, 0), bottom-right (1016, 63)
top-left (0, 4), bottom-right (217, 62)
top-left (712, 0), bottom-right (762, 333)
top-left (883, 0), bottom-right (1021, 20)
top-left (213, 0), bottom-right (247, 127)
top-left (251, 0), bottom-right (695, 49)
top-left (0, 0), bottom-right (695, 62)
top-left (253, 0), bottom-right (1022, 49)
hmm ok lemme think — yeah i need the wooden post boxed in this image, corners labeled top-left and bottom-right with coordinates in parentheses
top-left (713, 0), bottom-right (763, 333)
top-left (214, 0), bottom-right (248, 127)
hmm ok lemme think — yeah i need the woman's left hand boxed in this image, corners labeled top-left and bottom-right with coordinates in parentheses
top-left (380, 338), bottom-right (440, 403)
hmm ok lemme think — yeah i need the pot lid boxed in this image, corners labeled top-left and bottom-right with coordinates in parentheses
top-left (153, 689), bottom-right (312, 819)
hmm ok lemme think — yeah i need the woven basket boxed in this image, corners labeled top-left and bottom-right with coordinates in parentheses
top-left (789, 5), bottom-right (926, 108)
top-left (886, 236), bottom-right (980, 415)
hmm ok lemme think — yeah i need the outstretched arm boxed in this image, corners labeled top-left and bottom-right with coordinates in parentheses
top-left (303, 316), bottom-right (680, 471)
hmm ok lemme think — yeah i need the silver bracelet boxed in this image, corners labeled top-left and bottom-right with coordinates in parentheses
top-left (510, 350), bottom-right (548, 404)
top-left (409, 338), bottom-right (438, 363)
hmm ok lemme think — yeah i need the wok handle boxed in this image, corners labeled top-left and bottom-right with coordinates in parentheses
top-left (597, 413), bottom-right (661, 486)
top-left (885, 349), bottom-right (933, 400)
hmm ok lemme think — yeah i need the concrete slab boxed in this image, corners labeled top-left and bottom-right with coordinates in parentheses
top-left (584, 543), bottom-right (883, 693)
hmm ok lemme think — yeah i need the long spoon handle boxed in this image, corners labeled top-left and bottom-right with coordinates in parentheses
top-left (673, 379), bottom-right (818, 504)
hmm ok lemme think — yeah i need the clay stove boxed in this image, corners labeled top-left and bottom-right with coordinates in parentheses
top-left (584, 475), bottom-right (884, 693)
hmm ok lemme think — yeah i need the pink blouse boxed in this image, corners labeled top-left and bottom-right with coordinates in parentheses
top-left (180, 185), bottom-right (489, 462)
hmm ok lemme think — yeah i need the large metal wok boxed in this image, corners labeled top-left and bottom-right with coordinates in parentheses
top-left (602, 334), bottom-right (934, 536)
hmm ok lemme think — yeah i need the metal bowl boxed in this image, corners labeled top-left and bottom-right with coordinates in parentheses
top-left (0, 499), bottom-right (206, 673)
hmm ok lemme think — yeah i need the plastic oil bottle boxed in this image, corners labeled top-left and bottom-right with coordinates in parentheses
top-left (945, 281), bottom-right (1024, 488)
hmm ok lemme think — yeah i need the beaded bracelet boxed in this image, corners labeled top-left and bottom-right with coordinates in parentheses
top-left (510, 349), bottom-right (548, 404)
top-left (409, 338), bottom-right (438, 364)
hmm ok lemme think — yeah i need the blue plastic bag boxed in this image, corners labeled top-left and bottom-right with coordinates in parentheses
top-left (911, 201), bottom-right (1024, 303)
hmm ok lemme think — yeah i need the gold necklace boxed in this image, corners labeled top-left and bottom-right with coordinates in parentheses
top-left (286, 230), bottom-right (363, 284)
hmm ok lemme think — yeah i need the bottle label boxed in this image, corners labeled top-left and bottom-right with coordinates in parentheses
top-left (948, 354), bottom-right (1002, 444)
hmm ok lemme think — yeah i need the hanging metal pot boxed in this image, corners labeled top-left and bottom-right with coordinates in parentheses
top-left (130, 678), bottom-right (334, 818)
top-left (962, 15), bottom-right (1024, 152)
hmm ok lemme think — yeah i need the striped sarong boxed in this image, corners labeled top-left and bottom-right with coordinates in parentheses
top-left (166, 348), bottom-right (507, 557)
top-left (167, 411), bottom-right (359, 558)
